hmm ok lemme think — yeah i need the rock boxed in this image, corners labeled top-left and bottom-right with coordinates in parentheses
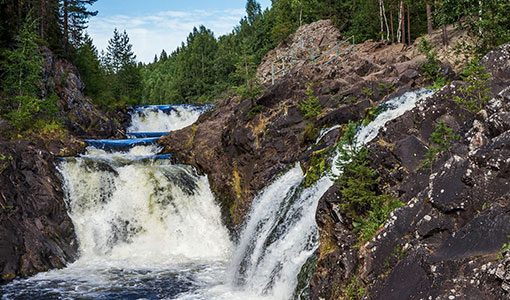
top-left (40, 46), bottom-right (122, 138)
top-left (430, 202), bottom-right (510, 263)
top-left (0, 138), bottom-right (78, 283)
top-left (311, 42), bottom-right (510, 300)
top-left (392, 135), bottom-right (428, 171)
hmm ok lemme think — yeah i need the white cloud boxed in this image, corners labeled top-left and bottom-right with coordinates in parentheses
top-left (86, 9), bottom-right (246, 63)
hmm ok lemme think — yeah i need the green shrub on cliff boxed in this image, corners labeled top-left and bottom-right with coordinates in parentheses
top-left (420, 120), bottom-right (460, 172)
top-left (454, 58), bottom-right (492, 113)
top-left (418, 38), bottom-right (446, 89)
top-left (336, 122), bottom-right (403, 244)
top-left (299, 86), bottom-right (322, 119)
top-left (0, 14), bottom-right (60, 132)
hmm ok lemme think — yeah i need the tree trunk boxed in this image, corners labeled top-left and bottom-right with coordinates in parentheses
top-left (426, 2), bottom-right (433, 34)
top-left (442, 24), bottom-right (448, 46)
top-left (40, 0), bottom-right (46, 39)
top-left (407, 4), bottom-right (411, 45)
top-left (382, 0), bottom-right (390, 41)
top-left (390, 9), bottom-right (394, 42)
top-left (401, 2), bottom-right (405, 44)
top-left (397, 0), bottom-right (403, 43)
top-left (379, 0), bottom-right (384, 41)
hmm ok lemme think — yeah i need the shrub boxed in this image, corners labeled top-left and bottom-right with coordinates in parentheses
top-left (235, 84), bottom-right (264, 100)
top-left (420, 121), bottom-right (460, 171)
top-left (454, 58), bottom-right (492, 113)
top-left (304, 151), bottom-right (327, 187)
top-left (303, 121), bottom-right (319, 144)
top-left (299, 86), bottom-right (322, 119)
top-left (246, 105), bottom-right (263, 120)
top-left (336, 122), bottom-right (403, 244)
top-left (418, 38), bottom-right (446, 89)
top-left (345, 275), bottom-right (365, 300)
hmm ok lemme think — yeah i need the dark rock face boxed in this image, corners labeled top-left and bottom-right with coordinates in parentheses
top-left (41, 47), bottom-right (122, 138)
top-left (0, 139), bottom-right (80, 283)
top-left (312, 43), bottom-right (510, 300)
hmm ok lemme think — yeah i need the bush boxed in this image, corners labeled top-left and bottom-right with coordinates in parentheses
top-left (454, 58), bottom-right (492, 113)
top-left (418, 38), bottom-right (446, 89)
top-left (299, 86), bottom-right (322, 119)
top-left (420, 121), bottom-right (460, 171)
top-left (302, 121), bottom-right (319, 144)
top-left (336, 122), bottom-right (403, 244)
top-left (234, 84), bottom-right (264, 100)
top-left (304, 150), bottom-right (327, 187)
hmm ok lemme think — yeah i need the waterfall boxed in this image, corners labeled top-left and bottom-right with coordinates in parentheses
top-left (226, 88), bottom-right (434, 299)
top-left (127, 105), bottom-right (210, 135)
top-left (1, 89), bottom-right (433, 300)
top-left (58, 148), bottom-right (232, 265)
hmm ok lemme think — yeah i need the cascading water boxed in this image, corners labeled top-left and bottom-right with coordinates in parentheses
top-left (224, 88), bottom-right (434, 299)
top-left (127, 105), bottom-right (209, 135)
top-left (1, 90), bottom-right (433, 300)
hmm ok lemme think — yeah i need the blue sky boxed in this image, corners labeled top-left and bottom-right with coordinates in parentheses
top-left (87, 0), bottom-right (272, 63)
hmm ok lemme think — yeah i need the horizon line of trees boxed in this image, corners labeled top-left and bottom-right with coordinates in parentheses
top-left (2, 0), bottom-right (509, 117)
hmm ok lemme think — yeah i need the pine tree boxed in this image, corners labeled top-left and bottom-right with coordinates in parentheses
top-left (75, 34), bottom-right (104, 99)
top-left (62, 0), bottom-right (98, 47)
top-left (0, 14), bottom-right (58, 130)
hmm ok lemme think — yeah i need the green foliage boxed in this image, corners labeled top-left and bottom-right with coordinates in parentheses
top-left (75, 34), bottom-right (105, 99)
top-left (498, 236), bottom-right (510, 260)
top-left (304, 150), bottom-right (327, 187)
top-left (361, 86), bottom-right (373, 98)
top-left (345, 275), bottom-right (365, 300)
top-left (0, 15), bottom-right (60, 132)
top-left (97, 29), bottom-right (143, 108)
top-left (418, 38), bottom-right (445, 89)
top-left (435, 0), bottom-right (510, 54)
top-left (420, 121), bottom-right (460, 171)
top-left (336, 122), bottom-right (403, 244)
top-left (454, 58), bottom-right (492, 114)
top-left (1, 14), bottom-right (43, 97)
top-left (303, 121), bottom-right (319, 144)
top-left (363, 103), bottom-right (387, 127)
top-left (235, 84), bottom-right (264, 101)
top-left (299, 86), bottom-right (322, 119)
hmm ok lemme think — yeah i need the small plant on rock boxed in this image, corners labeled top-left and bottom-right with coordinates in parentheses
top-left (454, 58), bottom-right (492, 114)
top-left (498, 236), bottom-right (510, 260)
top-left (345, 275), bottom-right (365, 300)
top-left (299, 86), bottom-right (322, 119)
top-left (421, 121), bottom-right (460, 172)
top-left (418, 38), bottom-right (446, 89)
top-left (336, 122), bottom-right (403, 244)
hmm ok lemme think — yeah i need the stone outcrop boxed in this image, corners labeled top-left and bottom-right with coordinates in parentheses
top-left (0, 137), bottom-right (83, 283)
top-left (0, 47), bottom-right (120, 283)
top-left (41, 46), bottom-right (123, 139)
top-left (311, 43), bottom-right (510, 300)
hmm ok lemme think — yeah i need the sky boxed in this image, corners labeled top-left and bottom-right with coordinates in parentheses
top-left (86, 0), bottom-right (272, 63)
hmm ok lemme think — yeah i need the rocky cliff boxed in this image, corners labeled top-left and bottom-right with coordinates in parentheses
top-left (160, 19), bottom-right (510, 299)
top-left (160, 20), bottom-right (447, 230)
top-left (310, 44), bottom-right (510, 299)
top-left (0, 48), bottom-right (123, 283)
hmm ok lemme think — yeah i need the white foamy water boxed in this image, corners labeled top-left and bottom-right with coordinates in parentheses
top-left (127, 105), bottom-right (207, 134)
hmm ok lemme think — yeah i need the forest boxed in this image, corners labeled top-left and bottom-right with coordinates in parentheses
top-left (0, 0), bottom-right (509, 131)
